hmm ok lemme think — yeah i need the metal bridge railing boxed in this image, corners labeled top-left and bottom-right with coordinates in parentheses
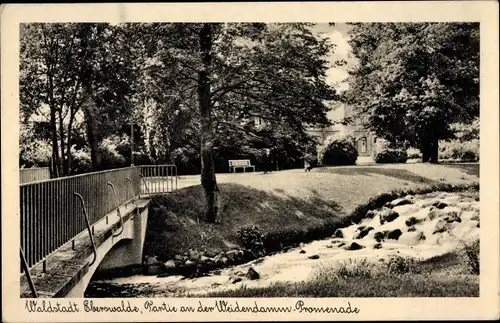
top-left (20, 167), bottom-right (51, 184)
top-left (20, 164), bottom-right (177, 275)
top-left (139, 164), bottom-right (178, 195)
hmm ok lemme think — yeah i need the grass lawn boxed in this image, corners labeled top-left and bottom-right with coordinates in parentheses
top-left (144, 163), bottom-right (479, 261)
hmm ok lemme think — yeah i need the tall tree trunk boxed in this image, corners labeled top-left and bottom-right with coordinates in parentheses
top-left (49, 105), bottom-right (61, 177)
top-left (82, 92), bottom-right (101, 171)
top-left (198, 24), bottom-right (219, 223)
top-left (58, 110), bottom-right (67, 176)
top-left (429, 137), bottom-right (439, 163)
top-left (420, 138), bottom-right (430, 163)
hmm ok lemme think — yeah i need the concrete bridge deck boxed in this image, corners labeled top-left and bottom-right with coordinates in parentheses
top-left (20, 198), bottom-right (150, 298)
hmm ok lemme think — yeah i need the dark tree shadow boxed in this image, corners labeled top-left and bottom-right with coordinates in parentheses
top-left (317, 167), bottom-right (437, 185)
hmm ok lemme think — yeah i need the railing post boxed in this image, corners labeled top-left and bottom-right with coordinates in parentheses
top-left (107, 182), bottom-right (124, 237)
top-left (73, 193), bottom-right (97, 267)
top-left (20, 248), bottom-right (38, 298)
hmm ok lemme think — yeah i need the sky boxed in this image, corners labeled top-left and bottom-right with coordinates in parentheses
top-left (311, 23), bottom-right (356, 121)
top-left (311, 23), bottom-right (355, 93)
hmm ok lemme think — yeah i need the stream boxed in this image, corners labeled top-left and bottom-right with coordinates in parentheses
top-left (85, 191), bottom-right (479, 297)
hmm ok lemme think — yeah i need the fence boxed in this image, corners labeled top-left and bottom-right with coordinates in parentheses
top-left (140, 164), bottom-right (178, 195)
top-left (20, 164), bottom-right (177, 271)
top-left (20, 167), bottom-right (51, 184)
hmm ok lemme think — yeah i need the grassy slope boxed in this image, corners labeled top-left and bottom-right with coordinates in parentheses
top-left (201, 247), bottom-right (480, 298)
top-left (144, 164), bottom-right (478, 261)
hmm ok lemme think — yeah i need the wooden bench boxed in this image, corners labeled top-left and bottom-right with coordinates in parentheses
top-left (228, 159), bottom-right (255, 173)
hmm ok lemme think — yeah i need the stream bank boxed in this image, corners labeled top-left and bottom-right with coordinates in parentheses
top-left (85, 190), bottom-right (479, 297)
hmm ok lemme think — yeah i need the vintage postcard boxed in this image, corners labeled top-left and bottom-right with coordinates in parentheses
top-left (1, 1), bottom-right (499, 322)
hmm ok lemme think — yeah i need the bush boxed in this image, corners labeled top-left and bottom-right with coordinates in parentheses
top-left (462, 239), bottom-right (479, 275)
top-left (407, 147), bottom-right (422, 159)
top-left (372, 139), bottom-right (407, 164)
top-left (439, 139), bottom-right (479, 162)
top-left (374, 149), bottom-right (408, 164)
top-left (236, 226), bottom-right (265, 257)
top-left (320, 135), bottom-right (358, 166)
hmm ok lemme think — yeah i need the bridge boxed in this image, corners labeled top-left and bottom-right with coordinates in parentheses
top-left (19, 165), bottom-right (178, 298)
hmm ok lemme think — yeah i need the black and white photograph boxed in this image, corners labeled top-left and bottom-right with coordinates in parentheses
top-left (2, 2), bottom-right (499, 322)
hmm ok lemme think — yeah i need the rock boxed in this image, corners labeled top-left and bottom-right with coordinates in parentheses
top-left (226, 250), bottom-right (239, 262)
top-left (373, 243), bottom-right (383, 249)
top-left (404, 195), bottom-right (414, 200)
top-left (407, 226), bottom-right (417, 232)
top-left (444, 212), bottom-right (462, 223)
top-left (379, 208), bottom-right (400, 224)
top-left (433, 219), bottom-right (449, 234)
top-left (390, 197), bottom-right (413, 207)
top-left (229, 276), bottom-right (243, 284)
top-left (373, 231), bottom-right (385, 242)
top-left (432, 200), bottom-right (448, 209)
top-left (332, 229), bottom-right (344, 238)
top-left (246, 267), bottom-right (260, 280)
top-left (357, 225), bottom-right (366, 231)
top-left (299, 249), bottom-right (306, 254)
top-left (405, 216), bottom-right (421, 227)
top-left (476, 221), bottom-right (480, 228)
top-left (326, 245), bottom-right (333, 248)
top-left (200, 256), bottom-right (210, 262)
top-left (174, 254), bottom-right (185, 262)
top-left (365, 210), bottom-right (378, 218)
top-left (308, 254), bottom-right (320, 259)
top-left (164, 260), bottom-right (176, 269)
top-left (345, 242), bottom-right (364, 251)
top-left (146, 256), bottom-right (163, 266)
top-left (387, 229), bottom-right (403, 240)
top-left (185, 259), bottom-right (195, 266)
top-left (338, 242), bottom-right (346, 247)
top-left (299, 242), bottom-right (305, 248)
top-left (354, 226), bottom-right (374, 239)
top-left (426, 208), bottom-right (441, 220)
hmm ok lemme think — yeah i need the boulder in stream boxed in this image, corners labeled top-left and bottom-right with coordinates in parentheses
top-left (308, 254), bottom-right (320, 260)
top-left (354, 226), bottom-right (374, 239)
top-left (246, 267), bottom-right (260, 280)
top-left (373, 243), bottom-right (383, 249)
top-left (332, 229), bottom-right (344, 238)
top-left (387, 229), bottom-right (403, 240)
top-left (373, 231), bottom-right (385, 242)
top-left (432, 200), bottom-right (448, 209)
top-left (345, 242), bottom-right (364, 251)
top-left (379, 208), bottom-right (400, 224)
top-left (390, 197), bottom-right (413, 207)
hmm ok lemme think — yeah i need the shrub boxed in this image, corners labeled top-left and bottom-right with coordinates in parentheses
top-left (407, 147), bottom-right (422, 159)
top-left (385, 255), bottom-right (421, 275)
top-left (439, 139), bottom-right (479, 162)
top-left (372, 139), bottom-right (407, 164)
top-left (462, 239), bottom-right (479, 275)
top-left (236, 226), bottom-right (265, 257)
top-left (374, 148), bottom-right (408, 164)
top-left (320, 135), bottom-right (358, 166)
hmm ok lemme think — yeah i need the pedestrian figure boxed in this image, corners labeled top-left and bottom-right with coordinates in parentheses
top-left (263, 148), bottom-right (271, 174)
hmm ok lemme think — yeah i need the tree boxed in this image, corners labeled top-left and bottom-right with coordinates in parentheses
top-left (20, 23), bottom-right (86, 176)
top-left (343, 23), bottom-right (479, 163)
top-left (139, 23), bottom-right (337, 222)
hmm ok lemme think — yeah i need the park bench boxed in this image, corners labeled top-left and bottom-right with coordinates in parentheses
top-left (228, 159), bottom-right (255, 173)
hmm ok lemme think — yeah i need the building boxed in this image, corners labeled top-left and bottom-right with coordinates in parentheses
top-left (306, 103), bottom-right (376, 159)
